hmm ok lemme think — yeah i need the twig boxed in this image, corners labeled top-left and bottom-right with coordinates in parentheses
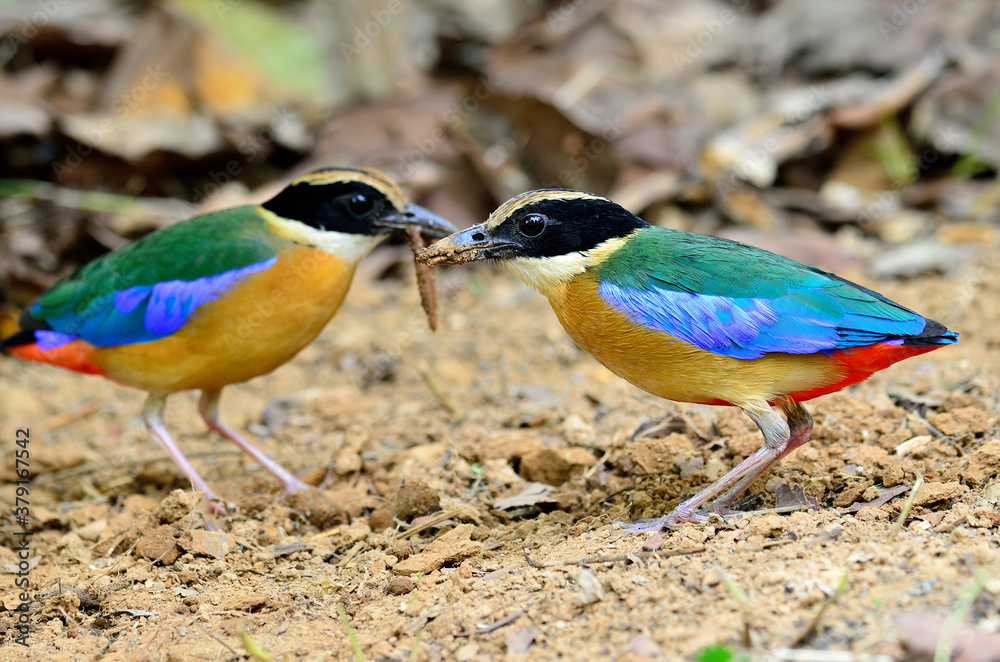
top-left (34, 399), bottom-right (106, 434)
top-left (195, 621), bottom-right (239, 657)
top-left (790, 571), bottom-right (850, 647)
top-left (417, 365), bottom-right (463, 420)
top-left (306, 527), bottom-right (342, 542)
top-left (58, 606), bottom-right (82, 637)
top-left (0, 178), bottom-right (186, 217)
top-left (583, 446), bottom-right (613, 480)
top-left (907, 412), bottom-right (945, 437)
top-left (829, 47), bottom-right (951, 129)
top-left (887, 473), bottom-right (923, 543)
top-left (137, 617), bottom-right (168, 659)
top-left (734, 504), bottom-right (815, 517)
top-left (522, 544), bottom-right (706, 568)
top-left (394, 506), bottom-right (480, 540)
top-left (198, 609), bottom-right (284, 617)
top-left (455, 600), bottom-right (534, 637)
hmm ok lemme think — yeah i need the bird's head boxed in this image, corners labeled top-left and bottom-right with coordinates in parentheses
top-left (260, 167), bottom-right (455, 263)
top-left (416, 190), bottom-right (647, 294)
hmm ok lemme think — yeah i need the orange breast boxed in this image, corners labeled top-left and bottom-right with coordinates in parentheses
top-left (94, 245), bottom-right (354, 393)
top-left (547, 274), bottom-right (847, 407)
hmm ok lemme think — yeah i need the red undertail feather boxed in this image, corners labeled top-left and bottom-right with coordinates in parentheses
top-left (8, 340), bottom-right (106, 376)
top-left (788, 341), bottom-right (944, 403)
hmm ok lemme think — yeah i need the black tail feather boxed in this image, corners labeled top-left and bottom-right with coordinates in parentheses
top-left (2, 306), bottom-right (51, 353)
top-left (0, 329), bottom-right (37, 352)
top-left (902, 317), bottom-right (959, 346)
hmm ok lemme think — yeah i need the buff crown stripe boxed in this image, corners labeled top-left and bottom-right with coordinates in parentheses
top-left (486, 190), bottom-right (606, 229)
top-left (292, 168), bottom-right (408, 211)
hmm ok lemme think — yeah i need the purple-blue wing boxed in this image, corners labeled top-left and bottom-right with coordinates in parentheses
top-left (597, 281), bottom-right (927, 359)
top-left (25, 207), bottom-right (281, 349)
top-left (38, 258), bottom-right (277, 348)
top-left (593, 226), bottom-right (957, 359)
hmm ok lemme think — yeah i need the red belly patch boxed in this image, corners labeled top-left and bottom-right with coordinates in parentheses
top-left (9, 340), bottom-right (106, 377)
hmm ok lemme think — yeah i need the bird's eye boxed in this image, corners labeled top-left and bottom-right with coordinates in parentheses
top-left (348, 193), bottom-right (374, 216)
top-left (518, 214), bottom-right (546, 237)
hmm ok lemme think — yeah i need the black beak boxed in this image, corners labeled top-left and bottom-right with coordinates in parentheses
top-left (375, 203), bottom-right (457, 239)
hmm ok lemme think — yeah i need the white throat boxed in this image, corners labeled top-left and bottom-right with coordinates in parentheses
top-left (502, 235), bottom-right (629, 296)
top-left (303, 227), bottom-right (385, 264)
top-left (504, 253), bottom-right (591, 295)
top-left (263, 210), bottom-right (386, 265)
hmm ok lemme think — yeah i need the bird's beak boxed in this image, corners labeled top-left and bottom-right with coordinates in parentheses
top-left (416, 224), bottom-right (516, 266)
top-left (376, 203), bottom-right (457, 239)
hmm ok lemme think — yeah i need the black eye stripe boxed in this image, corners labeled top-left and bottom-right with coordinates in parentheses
top-left (486, 198), bottom-right (647, 259)
top-left (262, 181), bottom-right (391, 235)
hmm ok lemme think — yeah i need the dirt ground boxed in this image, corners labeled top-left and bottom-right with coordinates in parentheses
top-left (1, 253), bottom-right (999, 662)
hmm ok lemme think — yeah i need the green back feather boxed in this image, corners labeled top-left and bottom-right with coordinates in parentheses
top-left (32, 206), bottom-right (282, 322)
top-left (595, 227), bottom-right (835, 298)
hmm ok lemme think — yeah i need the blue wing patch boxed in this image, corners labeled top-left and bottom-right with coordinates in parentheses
top-left (39, 258), bottom-right (277, 348)
top-left (34, 330), bottom-right (80, 351)
top-left (597, 280), bottom-right (926, 359)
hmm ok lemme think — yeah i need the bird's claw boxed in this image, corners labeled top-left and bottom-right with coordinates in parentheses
top-left (203, 495), bottom-right (229, 516)
top-left (611, 518), bottom-right (670, 536)
top-left (612, 505), bottom-right (715, 537)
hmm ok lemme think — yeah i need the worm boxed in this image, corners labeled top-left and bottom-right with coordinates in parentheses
top-left (408, 226), bottom-right (438, 331)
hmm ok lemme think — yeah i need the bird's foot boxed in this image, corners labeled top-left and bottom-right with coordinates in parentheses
top-left (203, 495), bottom-right (229, 516)
top-left (193, 487), bottom-right (229, 516)
top-left (199, 390), bottom-right (311, 499)
top-left (612, 504), bottom-right (708, 536)
top-left (142, 396), bottom-right (230, 516)
top-left (611, 518), bottom-right (669, 536)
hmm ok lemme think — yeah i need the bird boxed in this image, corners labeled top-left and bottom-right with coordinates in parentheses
top-left (1, 167), bottom-right (456, 514)
top-left (417, 189), bottom-right (958, 531)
